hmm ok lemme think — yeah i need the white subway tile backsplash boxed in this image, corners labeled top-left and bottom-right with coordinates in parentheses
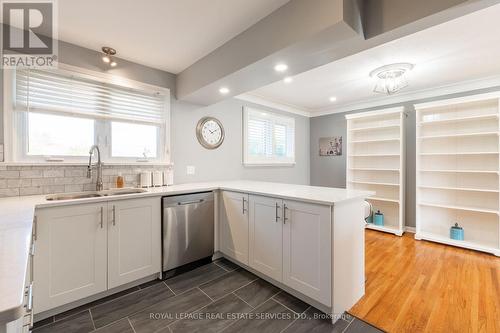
top-left (0, 188), bottom-right (20, 197)
top-left (43, 169), bottom-right (65, 178)
top-left (7, 179), bottom-right (31, 188)
top-left (19, 187), bottom-right (43, 196)
top-left (64, 184), bottom-right (84, 193)
top-left (0, 164), bottom-right (169, 197)
top-left (0, 170), bottom-right (20, 179)
top-left (20, 170), bottom-right (43, 178)
top-left (65, 169), bottom-right (86, 177)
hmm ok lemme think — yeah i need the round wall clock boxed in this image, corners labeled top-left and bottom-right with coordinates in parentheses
top-left (196, 116), bottom-right (225, 149)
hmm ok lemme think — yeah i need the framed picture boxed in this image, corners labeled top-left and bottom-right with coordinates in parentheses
top-left (319, 136), bottom-right (342, 156)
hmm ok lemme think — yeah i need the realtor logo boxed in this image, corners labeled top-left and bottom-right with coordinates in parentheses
top-left (1, 0), bottom-right (57, 68)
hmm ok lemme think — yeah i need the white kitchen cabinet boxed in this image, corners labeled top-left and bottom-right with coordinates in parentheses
top-left (248, 195), bottom-right (283, 282)
top-left (34, 197), bottom-right (161, 313)
top-left (34, 203), bottom-right (108, 313)
top-left (282, 200), bottom-right (331, 306)
top-left (220, 192), bottom-right (333, 306)
top-left (220, 191), bottom-right (249, 265)
top-left (108, 197), bottom-right (161, 289)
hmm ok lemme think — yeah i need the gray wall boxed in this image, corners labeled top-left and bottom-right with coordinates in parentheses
top-left (310, 86), bottom-right (500, 228)
top-left (171, 99), bottom-right (310, 185)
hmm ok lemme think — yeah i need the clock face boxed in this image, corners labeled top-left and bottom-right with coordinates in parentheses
top-left (196, 117), bottom-right (224, 149)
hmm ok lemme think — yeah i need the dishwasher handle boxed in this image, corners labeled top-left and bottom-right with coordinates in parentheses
top-left (177, 199), bottom-right (204, 206)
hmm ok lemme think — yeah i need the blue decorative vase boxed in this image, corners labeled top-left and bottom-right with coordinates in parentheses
top-left (450, 223), bottom-right (464, 241)
top-left (373, 210), bottom-right (384, 226)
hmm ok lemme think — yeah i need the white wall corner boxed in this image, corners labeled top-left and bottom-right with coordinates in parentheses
top-left (0, 144), bottom-right (3, 162)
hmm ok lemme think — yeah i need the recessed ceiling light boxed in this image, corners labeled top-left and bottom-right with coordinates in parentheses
top-left (283, 76), bottom-right (293, 84)
top-left (274, 63), bottom-right (288, 72)
top-left (110, 61), bottom-right (117, 67)
top-left (219, 87), bottom-right (230, 95)
top-left (329, 96), bottom-right (337, 102)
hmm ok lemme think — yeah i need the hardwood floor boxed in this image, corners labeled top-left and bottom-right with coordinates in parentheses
top-left (350, 230), bottom-right (500, 333)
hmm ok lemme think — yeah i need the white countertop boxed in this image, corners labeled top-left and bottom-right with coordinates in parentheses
top-left (0, 180), bottom-right (372, 323)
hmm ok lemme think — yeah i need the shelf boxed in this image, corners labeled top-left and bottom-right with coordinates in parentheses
top-left (418, 131), bottom-right (499, 140)
top-left (366, 223), bottom-right (403, 236)
top-left (420, 169), bottom-right (499, 174)
top-left (419, 202), bottom-right (499, 215)
top-left (350, 138), bottom-right (400, 144)
top-left (419, 185), bottom-right (499, 193)
top-left (416, 232), bottom-right (499, 256)
top-left (349, 124), bottom-right (400, 132)
top-left (349, 180), bottom-right (399, 187)
top-left (419, 113), bottom-right (499, 125)
top-left (419, 151), bottom-right (499, 156)
top-left (350, 154), bottom-right (400, 157)
top-left (367, 197), bottom-right (400, 203)
top-left (349, 168), bottom-right (399, 172)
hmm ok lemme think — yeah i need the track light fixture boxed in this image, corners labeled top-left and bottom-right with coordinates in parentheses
top-left (102, 46), bottom-right (117, 67)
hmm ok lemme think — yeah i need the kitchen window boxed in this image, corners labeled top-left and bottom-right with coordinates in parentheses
top-left (243, 107), bottom-right (295, 165)
top-left (5, 66), bottom-right (170, 163)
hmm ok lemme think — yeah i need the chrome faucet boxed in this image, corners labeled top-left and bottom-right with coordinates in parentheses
top-left (87, 145), bottom-right (103, 191)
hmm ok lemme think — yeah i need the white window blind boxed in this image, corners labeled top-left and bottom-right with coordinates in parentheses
top-left (244, 107), bottom-right (295, 165)
top-left (15, 68), bottom-right (166, 124)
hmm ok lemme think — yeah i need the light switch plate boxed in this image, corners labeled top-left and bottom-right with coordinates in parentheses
top-left (186, 165), bottom-right (195, 175)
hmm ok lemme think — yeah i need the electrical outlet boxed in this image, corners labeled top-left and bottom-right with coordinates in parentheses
top-left (186, 165), bottom-right (195, 175)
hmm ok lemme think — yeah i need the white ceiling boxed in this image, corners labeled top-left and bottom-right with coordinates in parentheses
top-left (247, 4), bottom-right (500, 115)
top-left (57, 0), bottom-right (289, 74)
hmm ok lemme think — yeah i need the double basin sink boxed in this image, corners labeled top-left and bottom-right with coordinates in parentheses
top-left (46, 188), bottom-right (147, 201)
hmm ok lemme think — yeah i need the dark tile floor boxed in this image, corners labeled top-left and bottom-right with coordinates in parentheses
top-left (33, 259), bottom-right (384, 333)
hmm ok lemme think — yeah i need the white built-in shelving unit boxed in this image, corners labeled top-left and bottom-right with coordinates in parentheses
top-left (415, 92), bottom-right (500, 256)
top-left (346, 107), bottom-right (405, 236)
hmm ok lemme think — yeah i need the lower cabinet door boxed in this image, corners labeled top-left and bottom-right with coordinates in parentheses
top-left (249, 195), bottom-right (283, 282)
top-left (220, 191), bottom-right (249, 265)
top-left (107, 197), bottom-right (161, 289)
top-left (34, 203), bottom-right (107, 313)
top-left (282, 200), bottom-right (332, 306)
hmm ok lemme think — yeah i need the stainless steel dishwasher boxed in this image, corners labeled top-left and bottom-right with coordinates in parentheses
top-left (162, 192), bottom-right (214, 272)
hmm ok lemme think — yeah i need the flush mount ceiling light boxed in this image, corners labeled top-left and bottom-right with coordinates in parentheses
top-left (369, 63), bottom-right (414, 95)
top-left (219, 87), bottom-right (230, 95)
top-left (102, 46), bottom-right (117, 67)
top-left (274, 63), bottom-right (288, 72)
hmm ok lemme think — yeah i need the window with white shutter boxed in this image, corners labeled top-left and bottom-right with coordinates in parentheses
top-left (243, 107), bottom-right (295, 165)
top-left (8, 67), bottom-right (170, 163)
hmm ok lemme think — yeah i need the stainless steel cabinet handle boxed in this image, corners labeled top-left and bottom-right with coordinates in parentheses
top-left (275, 203), bottom-right (280, 222)
top-left (100, 207), bottom-right (104, 228)
top-left (33, 216), bottom-right (37, 240)
top-left (30, 242), bottom-right (35, 283)
top-left (242, 197), bottom-right (247, 214)
top-left (177, 199), bottom-right (204, 205)
top-left (283, 204), bottom-right (289, 224)
top-left (112, 205), bottom-right (116, 226)
top-left (25, 284), bottom-right (33, 312)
